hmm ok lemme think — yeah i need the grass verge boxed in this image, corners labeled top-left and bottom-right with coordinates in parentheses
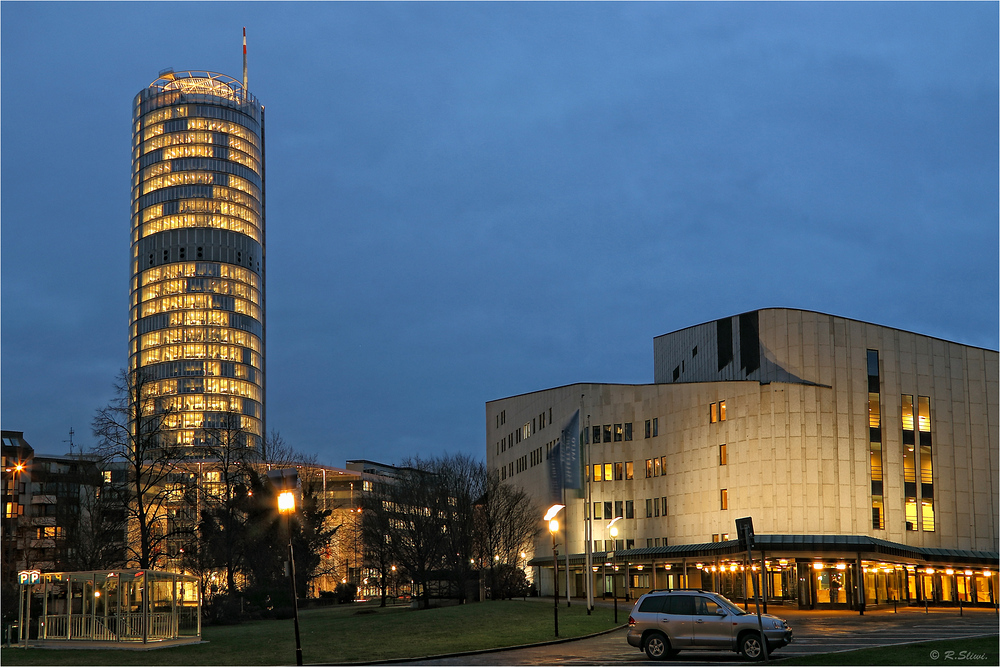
top-left (0, 598), bottom-right (618, 665)
top-left (778, 634), bottom-right (999, 666)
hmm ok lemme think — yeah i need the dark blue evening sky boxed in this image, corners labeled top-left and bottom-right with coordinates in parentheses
top-left (2, 2), bottom-right (997, 466)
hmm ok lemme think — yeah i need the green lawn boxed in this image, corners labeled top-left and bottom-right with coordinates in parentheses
top-left (0, 598), bottom-right (618, 665)
top-left (777, 634), bottom-right (999, 666)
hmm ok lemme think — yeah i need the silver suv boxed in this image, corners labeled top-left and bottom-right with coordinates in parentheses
top-left (626, 590), bottom-right (793, 660)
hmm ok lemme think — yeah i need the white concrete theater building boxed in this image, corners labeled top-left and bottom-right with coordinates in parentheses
top-left (486, 308), bottom-right (998, 610)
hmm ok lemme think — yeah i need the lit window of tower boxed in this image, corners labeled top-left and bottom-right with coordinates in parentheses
top-left (129, 63), bottom-right (265, 450)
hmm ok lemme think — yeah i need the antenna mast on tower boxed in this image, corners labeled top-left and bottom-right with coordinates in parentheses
top-left (243, 27), bottom-right (248, 94)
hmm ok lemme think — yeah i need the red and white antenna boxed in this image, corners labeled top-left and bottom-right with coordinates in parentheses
top-left (242, 27), bottom-right (248, 93)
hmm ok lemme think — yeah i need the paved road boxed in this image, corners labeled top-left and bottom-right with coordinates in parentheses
top-left (414, 606), bottom-right (998, 665)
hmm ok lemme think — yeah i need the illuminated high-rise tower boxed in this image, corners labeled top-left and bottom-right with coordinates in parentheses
top-left (129, 68), bottom-right (265, 449)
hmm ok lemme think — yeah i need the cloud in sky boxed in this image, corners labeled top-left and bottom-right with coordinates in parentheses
top-left (2, 2), bottom-right (996, 466)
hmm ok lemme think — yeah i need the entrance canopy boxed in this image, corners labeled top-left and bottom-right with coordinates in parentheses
top-left (15, 569), bottom-right (201, 648)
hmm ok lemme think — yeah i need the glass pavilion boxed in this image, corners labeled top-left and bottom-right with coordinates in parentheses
top-left (14, 570), bottom-right (200, 647)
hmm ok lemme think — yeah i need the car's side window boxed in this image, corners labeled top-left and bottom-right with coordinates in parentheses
top-left (694, 596), bottom-right (721, 615)
top-left (638, 595), bottom-right (667, 613)
top-left (664, 596), bottom-right (696, 615)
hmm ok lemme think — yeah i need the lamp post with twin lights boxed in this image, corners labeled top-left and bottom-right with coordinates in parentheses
top-left (268, 469), bottom-right (304, 666)
top-left (545, 504), bottom-right (565, 637)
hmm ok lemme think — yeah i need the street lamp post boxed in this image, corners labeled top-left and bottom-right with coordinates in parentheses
top-left (268, 469), bottom-right (304, 666)
top-left (5, 461), bottom-right (26, 580)
top-left (545, 504), bottom-right (565, 638)
top-left (610, 525), bottom-right (618, 624)
top-left (608, 518), bottom-right (621, 624)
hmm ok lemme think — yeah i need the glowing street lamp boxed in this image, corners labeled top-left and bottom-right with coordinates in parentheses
top-left (267, 469), bottom-right (303, 666)
top-left (546, 504), bottom-right (564, 637)
top-left (278, 491), bottom-right (296, 513)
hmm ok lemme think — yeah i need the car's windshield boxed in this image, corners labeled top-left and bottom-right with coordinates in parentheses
top-left (712, 594), bottom-right (746, 615)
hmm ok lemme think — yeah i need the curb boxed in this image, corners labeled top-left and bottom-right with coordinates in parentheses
top-left (320, 623), bottom-right (628, 666)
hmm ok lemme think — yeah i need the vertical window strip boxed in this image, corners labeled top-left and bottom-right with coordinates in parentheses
top-left (918, 395), bottom-right (934, 531)
top-left (867, 350), bottom-right (884, 530)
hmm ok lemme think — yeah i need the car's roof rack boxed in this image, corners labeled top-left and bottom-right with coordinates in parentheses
top-left (645, 588), bottom-right (708, 594)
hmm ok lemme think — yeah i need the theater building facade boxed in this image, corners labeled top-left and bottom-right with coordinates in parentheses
top-left (486, 309), bottom-right (998, 609)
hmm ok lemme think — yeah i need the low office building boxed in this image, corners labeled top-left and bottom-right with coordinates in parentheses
top-left (2, 431), bottom-right (126, 583)
top-left (486, 309), bottom-right (998, 609)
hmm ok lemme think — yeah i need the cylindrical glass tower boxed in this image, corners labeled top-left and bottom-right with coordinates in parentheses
top-left (130, 71), bottom-right (265, 450)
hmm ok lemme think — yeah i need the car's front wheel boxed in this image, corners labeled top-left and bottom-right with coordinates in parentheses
top-left (644, 632), bottom-right (674, 660)
top-left (739, 632), bottom-right (764, 660)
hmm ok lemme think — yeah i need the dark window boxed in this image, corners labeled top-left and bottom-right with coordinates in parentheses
top-left (664, 596), bottom-right (696, 615)
top-left (653, 418), bottom-right (658, 437)
top-left (604, 501), bottom-right (612, 519)
top-left (646, 499), bottom-right (653, 518)
top-left (615, 501), bottom-right (623, 519)
top-left (625, 500), bottom-right (634, 519)
top-left (661, 497), bottom-right (667, 515)
top-left (739, 310), bottom-right (760, 374)
top-left (614, 424), bottom-right (623, 442)
top-left (695, 596), bottom-right (721, 615)
top-left (593, 426), bottom-right (601, 444)
top-left (624, 423), bottom-right (632, 441)
top-left (867, 350), bottom-right (880, 393)
top-left (717, 317), bottom-right (734, 370)
top-left (639, 595), bottom-right (668, 614)
top-left (645, 420), bottom-right (651, 438)
top-left (673, 366), bottom-right (680, 381)
top-left (603, 425), bottom-right (612, 443)
top-left (692, 346), bottom-right (698, 356)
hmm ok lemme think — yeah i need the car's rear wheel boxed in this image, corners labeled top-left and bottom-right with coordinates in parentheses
top-left (644, 632), bottom-right (673, 660)
top-left (739, 632), bottom-right (764, 660)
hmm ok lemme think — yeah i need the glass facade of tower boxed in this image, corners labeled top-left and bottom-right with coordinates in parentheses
top-left (130, 71), bottom-right (264, 449)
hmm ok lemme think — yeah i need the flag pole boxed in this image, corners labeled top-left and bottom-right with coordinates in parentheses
top-left (563, 484), bottom-right (570, 606)
top-left (584, 397), bottom-right (593, 613)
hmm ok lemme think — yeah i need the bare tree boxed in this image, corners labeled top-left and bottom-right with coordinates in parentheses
top-left (91, 368), bottom-right (191, 569)
top-left (260, 429), bottom-right (316, 468)
top-left (360, 477), bottom-right (396, 606)
top-left (60, 467), bottom-right (128, 571)
top-left (200, 410), bottom-right (256, 595)
top-left (380, 460), bottom-right (448, 609)
top-left (436, 454), bottom-right (485, 603)
top-left (475, 470), bottom-right (539, 599)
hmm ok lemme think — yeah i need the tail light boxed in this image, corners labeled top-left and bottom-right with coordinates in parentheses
top-left (628, 615), bottom-right (636, 626)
